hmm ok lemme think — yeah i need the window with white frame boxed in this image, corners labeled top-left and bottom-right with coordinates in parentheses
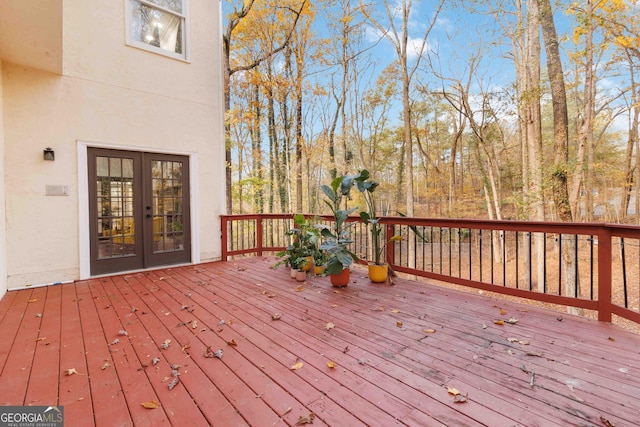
top-left (127, 0), bottom-right (187, 60)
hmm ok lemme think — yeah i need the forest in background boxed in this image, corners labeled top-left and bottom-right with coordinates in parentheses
top-left (223, 0), bottom-right (640, 224)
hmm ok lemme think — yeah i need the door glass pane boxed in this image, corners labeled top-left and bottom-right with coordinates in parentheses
top-left (151, 159), bottom-right (185, 253)
top-left (95, 155), bottom-right (136, 260)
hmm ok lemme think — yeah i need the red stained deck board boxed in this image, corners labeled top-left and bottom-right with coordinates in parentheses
top-left (179, 267), bottom-right (486, 426)
top-left (134, 270), bottom-right (335, 427)
top-left (75, 281), bottom-right (133, 427)
top-left (91, 276), bottom-right (197, 426)
top-left (161, 267), bottom-right (386, 426)
top-left (0, 289), bottom-right (26, 373)
top-left (117, 272), bottom-right (277, 427)
top-left (212, 267), bottom-right (520, 426)
top-left (0, 287), bottom-right (47, 405)
top-left (58, 283), bottom-right (95, 427)
top-left (25, 285), bottom-right (62, 406)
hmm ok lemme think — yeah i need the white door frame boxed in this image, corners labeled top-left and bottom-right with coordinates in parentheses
top-left (77, 140), bottom-right (200, 279)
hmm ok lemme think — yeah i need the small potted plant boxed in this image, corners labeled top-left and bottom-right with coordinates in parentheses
top-left (312, 248), bottom-right (328, 276)
top-left (318, 174), bottom-right (360, 287)
top-left (275, 214), bottom-right (318, 277)
top-left (291, 257), bottom-right (308, 282)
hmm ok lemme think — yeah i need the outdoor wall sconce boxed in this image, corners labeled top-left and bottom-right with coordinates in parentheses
top-left (43, 147), bottom-right (55, 161)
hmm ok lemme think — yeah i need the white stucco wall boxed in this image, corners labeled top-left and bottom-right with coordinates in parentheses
top-left (0, 60), bottom-right (7, 298)
top-left (2, 0), bottom-right (225, 290)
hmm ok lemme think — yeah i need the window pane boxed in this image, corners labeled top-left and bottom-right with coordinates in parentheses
top-left (97, 157), bottom-right (109, 177)
top-left (129, 1), bottom-right (183, 55)
top-left (148, 0), bottom-right (183, 14)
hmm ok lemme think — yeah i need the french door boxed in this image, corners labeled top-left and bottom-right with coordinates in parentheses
top-left (88, 148), bottom-right (191, 275)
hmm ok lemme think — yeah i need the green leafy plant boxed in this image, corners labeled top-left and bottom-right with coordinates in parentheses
top-left (318, 174), bottom-right (361, 275)
top-left (356, 169), bottom-right (402, 267)
top-left (275, 214), bottom-right (320, 269)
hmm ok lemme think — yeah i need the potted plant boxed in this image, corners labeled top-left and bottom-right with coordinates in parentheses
top-left (312, 248), bottom-right (328, 276)
top-left (355, 169), bottom-right (400, 283)
top-left (275, 214), bottom-right (318, 277)
top-left (318, 174), bottom-right (360, 287)
top-left (291, 257), bottom-right (308, 282)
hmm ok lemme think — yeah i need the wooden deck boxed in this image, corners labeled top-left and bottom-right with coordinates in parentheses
top-left (1, 257), bottom-right (639, 426)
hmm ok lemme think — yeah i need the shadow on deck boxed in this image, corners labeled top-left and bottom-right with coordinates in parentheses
top-left (0, 257), bottom-right (638, 426)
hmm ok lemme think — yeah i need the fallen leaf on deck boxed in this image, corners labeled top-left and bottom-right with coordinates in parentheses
top-left (191, 320), bottom-right (198, 329)
top-left (372, 307), bottom-right (385, 311)
top-left (447, 387), bottom-right (460, 396)
top-left (181, 343), bottom-right (191, 353)
top-left (227, 339), bottom-right (238, 346)
top-left (37, 337), bottom-right (47, 342)
top-left (343, 346), bottom-right (350, 353)
top-left (453, 393), bottom-right (469, 403)
top-left (500, 308), bottom-right (507, 315)
top-left (493, 320), bottom-right (505, 325)
top-left (600, 416), bottom-right (614, 427)
top-left (101, 361), bottom-right (111, 370)
top-left (291, 361), bottom-right (304, 370)
top-left (482, 324), bottom-right (487, 329)
top-left (506, 317), bottom-right (519, 324)
top-left (295, 285), bottom-right (304, 292)
top-left (396, 321), bottom-right (404, 328)
top-left (526, 351), bottom-right (543, 357)
top-left (507, 337), bottom-right (519, 343)
top-left (161, 339), bottom-right (171, 349)
top-left (296, 413), bottom-right (315, 425)
top-left (327, 360), bottom-right (335, 369)
top-left (272, 314), bottom-right (281, 320)
top-left (110, 339), bottom-right (120, 345)
top-left (331, 304), bottom-right (338, 308)
top-left (325, 322), bottom-right (335, 330)
top-left (608, 337), bottom-right (616, 342)
top-left (66, 368), bottom-right (82, 376)
top-left (203, 346), bottom-right (220, 358)
top-left (141, 401), bottom-right (159, 409)
top-left (152, 357), bottom-right (160, 365)
top-left (391, 309), bottom-right (399, 313)
top-left (267, 294), bottom-right (276, 298)
top-left (168, 378), bottom-right (179, 390)
top-left (423, 329), bottom-right (436, 334)
top-left (28, 299), bottom-right (38, 303)
top-left (118, 330), bottom-right (128, 336)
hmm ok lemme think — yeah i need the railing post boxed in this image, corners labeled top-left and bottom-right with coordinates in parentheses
top-left (221, 216), bottom-right (229, 261)
top-left (386, 223), bottom-right (395, 269)
top-left (597, 226), bottom-right (612, 322)
top-left (256, 216), bottom-right (264, 256)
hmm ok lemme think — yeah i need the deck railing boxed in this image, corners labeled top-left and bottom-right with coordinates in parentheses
top-left (221, 214), bottom-right (640, 326)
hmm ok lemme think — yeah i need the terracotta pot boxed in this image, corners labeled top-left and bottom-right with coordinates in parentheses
top-left (368, 264), bottom-right (388, 283)
top-left (290, 268), bottom-right (297, 279)
top-left (295, 270), bottom-right (307, 282)
top-left (329, 268), bottom-right (350, 287)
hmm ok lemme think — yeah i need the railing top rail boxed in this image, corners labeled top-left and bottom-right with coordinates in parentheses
top-left (221, 214), bottom-right (640, 235)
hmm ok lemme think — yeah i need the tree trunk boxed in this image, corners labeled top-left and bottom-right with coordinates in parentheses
top-left (539, 0), bottom-right (579, 314)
